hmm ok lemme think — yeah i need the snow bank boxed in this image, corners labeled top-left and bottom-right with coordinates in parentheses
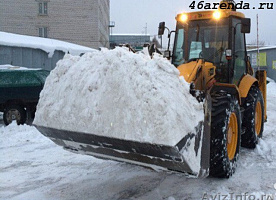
top-left (34, 47), bottom-right (203, 146)
top-left (0, 31), bottom-right (95, 58)
top-left (255, 81), bottom-right (276, 162)
top-left (0, 122), bottom-right (41, 149)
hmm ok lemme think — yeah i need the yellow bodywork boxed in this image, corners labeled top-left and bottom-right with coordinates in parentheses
top-left (256, 70), bottom-right (267, 121)
top-left (238, 75), bottom-right (258, 98)
top-left (178, 60), bottom-right (216, 91)
top-left (177, 60), bottom-right (267, 118)
top-left (174, 0), bottom-right (267, 122)
top-left (238, 72), bottom-right (267, 121)
top-left (176, 8), bottom-right (245, 23)
top-left (227, 112), bottom-right (238, 160)
top-left (178, 61), bottom-right (201, 83)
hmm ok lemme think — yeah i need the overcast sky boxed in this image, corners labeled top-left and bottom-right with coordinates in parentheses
top-left (110, 0), bottom-right (276, 46)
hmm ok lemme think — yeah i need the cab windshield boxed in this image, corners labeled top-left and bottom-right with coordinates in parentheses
top-left (172, 19), bottom-right (229, 67)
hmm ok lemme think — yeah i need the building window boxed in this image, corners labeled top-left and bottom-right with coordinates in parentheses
top-left (39, 27), bottom-right (48, 38)
top-left (39, 2), bottom-right (48, 15)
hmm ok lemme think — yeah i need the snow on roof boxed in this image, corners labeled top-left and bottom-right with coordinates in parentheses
top-left (247, 46), bottom-right (276, 52)
top-left (111, 34), bottom-right (151, 36)
top-left (0, 64), bottom-right (41, 71)
top-left (0, 31), bottom-right (96, 58)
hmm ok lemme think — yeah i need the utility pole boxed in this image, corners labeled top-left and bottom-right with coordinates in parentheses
top-left (109, 21), bottom-right (115, 49)
top-left (143, 23), bottom-right (148, 47)
top-left (144, 23), bottom-right (147, 36)
top-left (109, 21), bottom-right (115, 35)
top-left (257, 14), bottom-right (260, 70)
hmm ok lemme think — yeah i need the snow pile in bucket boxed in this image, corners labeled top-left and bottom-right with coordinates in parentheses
top-left (34, 47), bottom-right (203, 146)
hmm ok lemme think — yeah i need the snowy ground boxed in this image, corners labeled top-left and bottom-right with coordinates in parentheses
top-left (1, 81), bottom-right (276, 200)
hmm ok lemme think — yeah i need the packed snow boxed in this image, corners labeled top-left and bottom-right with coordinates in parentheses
top-left (0, 31), bottom-right (95, 58)
top-left (1, 81), bottom-right (276, 200)
top-left (34, 47), bottom-right (203, 146)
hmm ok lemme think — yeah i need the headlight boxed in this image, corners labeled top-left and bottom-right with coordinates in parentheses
top-left (213, 11), bottom-right (221, 20)
top-left (180, 14), bottom-right (188, 22)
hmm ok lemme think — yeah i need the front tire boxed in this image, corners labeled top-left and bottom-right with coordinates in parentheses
top-left (3, 105), bottom-right (27, 125)
top-left (241, 86), bottom-right (264, 148)
top-left (210, 92), bottom-right (241, 178)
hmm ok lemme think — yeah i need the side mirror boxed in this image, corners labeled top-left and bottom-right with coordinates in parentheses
top-left (158, 22), bottom-right (165, 36)
top-left (241, 18), bottom-right (251, 33)
top-left (225, 49), bottom-right (232, 60)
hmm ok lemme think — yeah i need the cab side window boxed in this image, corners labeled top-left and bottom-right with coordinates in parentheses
top-left (233, 19), bottom-right (247, 85)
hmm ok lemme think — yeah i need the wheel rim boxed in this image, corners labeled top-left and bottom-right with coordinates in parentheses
top-left (255, 101), bottom-right (262, 136)
top-left (6, 109), bottom-right (21, 124)
top-left (227, 112), bottom-right (238, 161)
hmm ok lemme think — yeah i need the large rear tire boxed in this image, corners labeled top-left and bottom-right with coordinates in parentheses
top-left (210, 91), bottom-right (241, 178)
top-left (3, 105), bottom-right (27, 125)
top-left (241, 86), bottom-right (264, 148)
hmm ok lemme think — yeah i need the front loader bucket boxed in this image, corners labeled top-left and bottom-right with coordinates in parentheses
top-left (35, 96), bottom-right (211, 178)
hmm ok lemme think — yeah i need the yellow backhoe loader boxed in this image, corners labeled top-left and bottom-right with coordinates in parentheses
top-left (35, 0), bottom-right (266, 178)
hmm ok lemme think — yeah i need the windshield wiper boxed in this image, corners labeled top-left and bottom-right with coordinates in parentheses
top-left (196, 24), bottom-right (200, 41)
top-left (206, 36), bottom-right (225, 63)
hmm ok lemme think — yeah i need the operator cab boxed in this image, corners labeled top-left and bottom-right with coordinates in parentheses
top-left (160, 9), bottom-right (251, 85)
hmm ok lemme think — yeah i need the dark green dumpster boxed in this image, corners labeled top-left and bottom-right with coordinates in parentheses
top-left (0, 67), bottom-right (49, 125)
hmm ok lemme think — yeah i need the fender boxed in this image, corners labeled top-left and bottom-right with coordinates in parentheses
top-left (238, 75), bottom-right (258, 98)
top-left (256, 70), bottom-right (267, 121)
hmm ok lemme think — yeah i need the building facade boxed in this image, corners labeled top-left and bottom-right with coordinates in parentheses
top-left (0, 32), bottom-right (94, 71)
top-left (247, 46), bottom-right (276, 81)
top-left (110, 34), bottom-right (151, 50)
top-left (0, 0), bottom-right (110, 49)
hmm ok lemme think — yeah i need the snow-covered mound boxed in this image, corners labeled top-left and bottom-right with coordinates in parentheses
top-left (2, 81), bottom-right (276, 199)
top-left (34, 47), bottom-right (203, 146)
